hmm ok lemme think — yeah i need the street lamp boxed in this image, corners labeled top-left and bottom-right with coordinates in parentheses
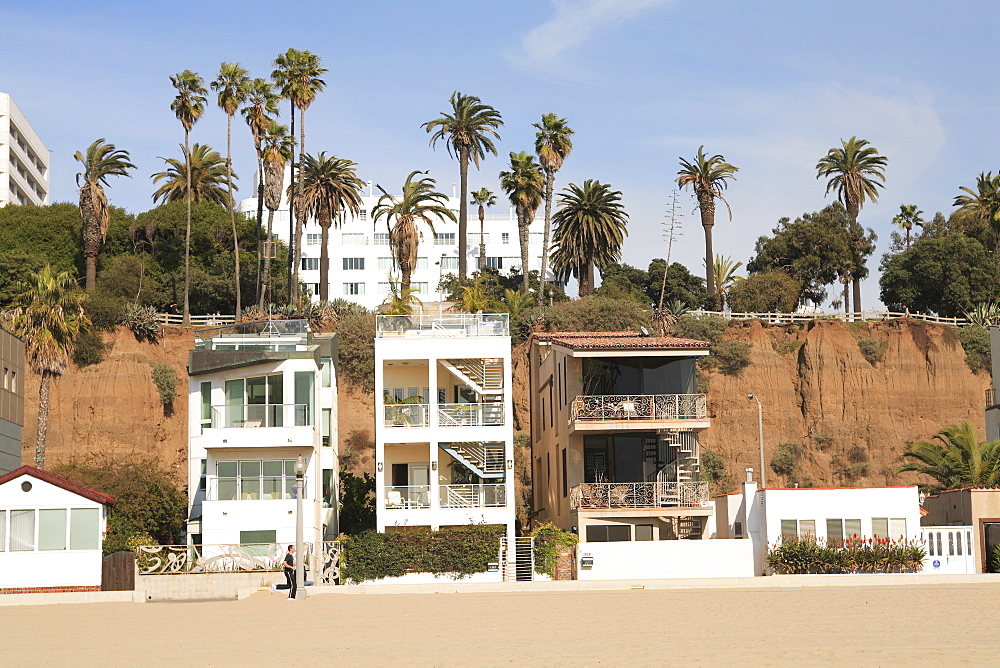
top-left (747, 394), bottom-right (766, 489)
top-left (294, 455), bottom-right (307, 600)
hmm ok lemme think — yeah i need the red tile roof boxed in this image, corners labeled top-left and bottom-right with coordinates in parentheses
top-left (0, 466), bottom-right (116, 505)
top-left (533, 331), bottom-right (710, 351)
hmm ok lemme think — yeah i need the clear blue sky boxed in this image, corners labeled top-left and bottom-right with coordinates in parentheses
top-left (3, 0), bottom-right (997, 308)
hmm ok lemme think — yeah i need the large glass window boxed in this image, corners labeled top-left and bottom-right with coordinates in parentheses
top-left (373, 233), bottom-right (390, 245)
top-left (343, 257), bottom-right (365, 270)
top-left (10, 509), bottom-right (34, 551)
top-left (294, 371), bottom-right (314, 426)
top-left (224, 374), bottom-right (284, 427)
top-left (582, 357), bottom-right (697, 396)
top-left (0, 510), bottom-right (5, 551)
top-left (200, 382), bottom-right (212, 432)
top-left (39, 509), bottom-right (67, 551)
top-left (216, 459), bottom-right (302, 501)
top-left (434, 233), bottom-right (456, 246)
top-left (440, 257), bottom-right (459, 270)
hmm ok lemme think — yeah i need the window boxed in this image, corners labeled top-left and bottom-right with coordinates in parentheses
top-left (378, 282), bottom-right (392, 296)
top-left (294, 371), bottom-right (315, 426)
top-left (240, 530), bottom-right (277, 545)
top-left (10, 509), bottom-right (34, 551)
top-left (562, 448), bottom-right (568, 498)
top-left (780, 519), bottom-right (816, 539)
top-left (502, 232), bottom-right (510, 244)
top-left (411, 282), bottom-right (429, 294)
top-left (586, 524), bottom-right (631, 542)
top-left (373, 233), bottom-right (390, 246)
top-left (872, 518), bottom-right (907, 539)
top-left (530, 232), bottom-right (544, 244)
top-left (200, 382), bottom-right (212, 433)
top-left (306, 233), bottom-right (322, 246)
top-left (359, 209), bottom-right (367, 220)
top-left (434, 233), bottom-right (456, 246)
top-left (416, 257), bottom-right (428, 270)
top-left (635, 524), bottom-right (654, 541)
top-left (39, 509), bottom-right (67, 551)
top-left (440, 257), bottom-right (459, 270)
top-left (478, 257), bottom-right (503, 270)
top-left (0, 510), bottom-right (4, 551)
top-left (344, 282), bottom-right (365, 296)
top-left (224, 374), bottom-right (284, 427)
top-left (468, 233), bottom-right (490, 246)
top-left (826, 518), bottom-right (861, 545)
top-left (69, 509), bottom-right (99, 551)
top-left (343, 257), bottom-right (365, 271)
top-left (301, 258), bottom-right (319, 271)
top-left (216, 460), bottom-right (300, 501)
top-left (378, 257), bottom-right (393, 270)
top-left (342, 233), bottom-right (365, 245)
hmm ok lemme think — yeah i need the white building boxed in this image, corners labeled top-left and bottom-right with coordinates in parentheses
top-left (374, 313), bottom-right (516, 536)
top-left (185, 319), bottom-right (339, 549)
top-left (0, 93), bottom-right (49, 207)
top-left (0, 466), bottom-right (112, 593)
top-left (238, 175), bottom-right (550, 310)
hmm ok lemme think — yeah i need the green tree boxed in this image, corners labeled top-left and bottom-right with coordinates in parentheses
top-left (2, 266), bottom-right (88, 468)
top-left (338, 470), bottom-right (376, 535)
top-left (534, 113), bottom-right (574, 306)
top-left (892, 204), bottom-right (924, 250)
top-left (211, 62), bottom-right (251, 319)
top-left (550, 180), bottom-right (629, 297)
top-left (676, 146), bottom-right (739, 299)
top-left (727, 270), bottom-right (800, 313)
top-left (712, 255), bottom-right (744, 311)
top-left (152, 143), bottom-right (233, 206)
top-left (423, 91), bottom-right (503, 280)
top-left (298, 153), bottom-right (365, 302)
top-left (372, 171), bottom-right (455, 292)
top-left (273, 48), bottom-right (327, 305)
top-left (594, 262), bottom-right (651, 304)
top-left (644, 260), bottom-right (710, 309)
top-left (470, 187), bottom-right (497, 270)
top-left (259, 122), bottom-right (295, 308)
top-left (169, 70), bottom-right (207, 325)
top-left (816, 136), bottom-right (888, 314)
top-left (954, 172), bottom-right (1000, 251)
top-left (499, 152), bottom-right (545, 292)
top-left (896, 422), bottom-right (1000, 492)
top-left (241, 77), bottom-right (280, 303)
top-left (74, 139), bottom-right (135, 291)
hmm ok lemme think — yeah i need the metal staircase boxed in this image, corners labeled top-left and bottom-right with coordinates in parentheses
top-left (440, 358), bottom-right (504, 396)
top-left (439, 442), bottom-right (505, 479)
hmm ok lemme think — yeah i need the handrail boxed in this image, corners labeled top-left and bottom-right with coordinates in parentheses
top-left (438, 403), bottom-right (505, 427)
top-left (689, 309), bottom-right (969, 326)
top-left (156, 313), bottom-right (237, 326)
top-left (376, 313), bottom-right (510, 337)
top-left (572, 394), bottom-right (707, 421)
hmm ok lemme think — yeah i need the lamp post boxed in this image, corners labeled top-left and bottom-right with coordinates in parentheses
top-left (294, 455), bottom-right (307, 600)
top-left (747, 394), bottom-right (766, 489)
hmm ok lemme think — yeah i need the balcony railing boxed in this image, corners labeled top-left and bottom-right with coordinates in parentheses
top-left (385, 485), bottom-right (431, 509)
top-left (441, 484), bottom-right (506, 508)
top-left (384, 404), bottom-right (429, 427)
top-left (438, 403), bottom-right (504, 427)
top-left (571, 394), bottom-right (707, 422)
top-left (376, 313), bottom-right (509, 338)
top-left (210, 403), bottom-right (310, 428)
top-left (207, 475), bottom-right (307, 501)
top-left (988, 387), bottom-right (996, 408)
top-left (570, 481), bottom-right (709, 509)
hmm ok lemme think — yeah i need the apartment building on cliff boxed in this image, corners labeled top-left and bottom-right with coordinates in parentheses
top-left (0, 93), bottom-right (49, 207)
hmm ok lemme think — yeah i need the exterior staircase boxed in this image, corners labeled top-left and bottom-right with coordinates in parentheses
top-left (439, 442), bottom-right (505, 479)
top-left (441, 358), bottom-right (504, 396)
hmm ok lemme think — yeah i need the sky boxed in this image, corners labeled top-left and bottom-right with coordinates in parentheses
top-left (3, 0), bottom-right (998, 309)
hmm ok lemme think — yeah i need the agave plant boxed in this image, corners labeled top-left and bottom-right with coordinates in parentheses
top-left (120, 304), bottom-right (162, 343)
top-left (964, 302), bottom-right (1000, 328)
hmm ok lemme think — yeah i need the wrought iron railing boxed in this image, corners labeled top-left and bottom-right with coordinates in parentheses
top-left (572, 394), bottom-right (707, 422)
top-left (376, 313), bottom-right (509, 337)
top-left (384, 485), bottom-right (431, 509)
top-left (383, 404), bottom-right (429, 427)
top-left (135, 541), bottom-right (342, 583)
top-left (438, 403), bottom-right (504, 426)
top-left (441, 484), bottom-right (506, 508)
top-left (210, 403), bottom-right (310, 428)
top-left (570, 481), bottom-right (709, 509)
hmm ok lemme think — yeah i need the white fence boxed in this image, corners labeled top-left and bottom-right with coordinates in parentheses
top-left (156, 313), bottom-right (237, 326)
top-left (691, 310), bottom-right (969, 326)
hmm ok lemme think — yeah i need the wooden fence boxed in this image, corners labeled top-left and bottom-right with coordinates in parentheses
top-left (155, 313), bottom-right (236, 326)
top-left (689, 310), bottom-right (969, 327)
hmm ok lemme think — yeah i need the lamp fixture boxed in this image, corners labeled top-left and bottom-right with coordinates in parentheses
top-left (431, 461), bottom-right (437, 471)
top-left (377, 462), bottom-right (384, 472)
top-left (506, 459), bottom-right (513, 470)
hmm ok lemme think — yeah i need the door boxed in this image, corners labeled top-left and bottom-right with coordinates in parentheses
top-left (983, 522), bottom-right (1000, 572)
top-left (410, 464), bottom-right (430, 507)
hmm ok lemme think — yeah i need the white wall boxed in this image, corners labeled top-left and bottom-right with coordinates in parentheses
top-left (576, 540), bottom-right (755, 580)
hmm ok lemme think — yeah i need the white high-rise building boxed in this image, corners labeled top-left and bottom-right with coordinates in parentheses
top-left (238, 174), bottom-right (551, 310)
top-left (0, 94), bottom-right (49, 207)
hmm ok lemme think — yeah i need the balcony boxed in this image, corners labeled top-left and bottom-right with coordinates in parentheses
top-left (206, 476), bottom-right (307, 501)
top-left (383, 484), bottom-right (507, 509)
top-left (438, 403), bottom-right (504, 427)
top-left (376, 313), bottom-right (509, 338)
top-left (384, 404), bottom-right (429, 427)
top-left (211, 403), bottom-right (310, 429)
top-left (385, 485), bottom-right (430, 508)
top-left (571, 394), bottom-right (707, 431)
top-left (570, 482), bottom-right (709, 510)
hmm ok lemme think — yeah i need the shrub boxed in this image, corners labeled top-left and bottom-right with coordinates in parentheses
top-left (773, 339), bottom-right (803, 355)
top-left (150, 363), bottom-right (178, 411)
top-left (727, 270), bottom-right (800, 313)
top-left (700, 447), bottom-right (735, 495)
top-left (674, 314), bottom-right (752, 376)
top-left (857, 337), bottom-right (887, 365)
top-left (674, 313), bottom-right (728, 344)
top-left (542, 295), bottom-right (648, 334)
top-left (711, 339), bottom-right (753, 375)
top-left (338, 470), bottom-right (375, 536)
top-left (771, 443), bottom-right (802, 478)
top-left (73, 329), bottom-right (111, 368)
top-left (337, 312), bottom-right (376, 392)
top-left (85, 290), bottom-right (127, 331)
top-left (958, 325), bottom-right (991, 375)
top-left (121, 303), bottom-right (162, 343)
top-left (767, 535), bottom-right (925, 574)
top-left (530, 522), bottom-right (579, 578)
top-left (813, 432), bottom-right (835, 452)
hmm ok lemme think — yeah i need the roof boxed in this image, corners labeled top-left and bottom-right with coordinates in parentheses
top-left (533, 331), bottom-right (710, 351)
top-left (0, 466), bottom-right (116, 505)
top-left (932, 485), bottom-right (1000, 495)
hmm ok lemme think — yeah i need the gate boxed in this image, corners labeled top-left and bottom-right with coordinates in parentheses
top-left (102, 551), bottom-right (136, 591)
top-left (500, 536), bottom-right (535, 582)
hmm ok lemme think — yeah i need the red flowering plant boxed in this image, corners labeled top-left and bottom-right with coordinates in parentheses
top-left (767, 534), bottom-right (926, 574)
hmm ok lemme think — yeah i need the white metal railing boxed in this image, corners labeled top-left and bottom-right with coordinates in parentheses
top-left (438, 403), bottom-right (504, 427)
top-left (441, 484), bottom-right (507, 508)
top-left (449, 443), bottom-right (505, 473)
top-left (572, 394), bottom-right (707, 422)
top-left (206, 475), bottom-right (306, 501)
top-left (570, 481), bottom-right (709, 509)
top-left (690, 309), bottom-right (970, 326)
top-left (384, 404), bottom-right (429, 427)
top-left (453, 359), bottom-right (504, 390)
top-left (376, 313), bottom-right (509, 337)
top-left (211, 403), bottom-right (311, 428)
top-left (384, 485), bottom-right (431, 509)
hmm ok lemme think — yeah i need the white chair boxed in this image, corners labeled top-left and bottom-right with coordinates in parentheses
top-left (387, 490), bottom-right (403, 507)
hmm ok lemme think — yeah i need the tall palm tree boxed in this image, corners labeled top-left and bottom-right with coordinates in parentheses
top-left (549, 180), bottom-right (629, 297)
top-left (499, 152), bottom-right (545, 291)
top-left (211, 62), bottom-right (251, 320)
top-left (241, 77), bottom-right (280, 303)
top-left (896, 421), bottom-right (1000, 492)
top-left (816, 136), bottom-right (888, 314)
top-left (470, 187), bottom-right (496, 271)
top-left (259, 121), bottom-right (295, 308)
top-left (169, 70), bottom-right (207, 325)
top-left (297, 152), bottom-right (365, 302)
top-left (892, 204), bottom-right (924, 250)
top-left (533, 113), bottom-right (574, 306)
top-left (954, 172), bottom-right (1000, 250)
top-left (272, 48), bottom-right (327, 306)
top-left (152, 143), bottom-right (233, 206)
top-left (372, 171), bottom-right (456, 292)
top-left (676, 146), bottom-right (738, 302)
top-left (2, 266), bottom-right (88, 468)
top-left (423, 91), bottom-right (503, 280)
top-left (74, 139), bottom-right (135, 291)
top-left (711, 255), bottom-right (744, 311)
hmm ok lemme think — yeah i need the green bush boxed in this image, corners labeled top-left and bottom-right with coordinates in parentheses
top-left (73, 329), bottom-right (111, 368)
top-left (767, 536), bottom-right (925, 574)
top-left (857, 337), bottom-right (887, 365)
top-left (727, 270), bottom-right (800, 313)
top-left (700, 447), bottom-right (735, 495)
top-left (674, 314), bottom-right (752, 376)
top-left (771, 443), bottom-right (802, 478)
top-left (150, 363), bottom-right (178, 409)
top-left (773, 339), bottom-right (803, 355)
top-left (958, 325), bottom-right (991, 375)
top-left (530, 522), bottom-right (579, 577)
top-left (711, 339), bottom-right (753, 375)
top-left (338, 470), bottom-right (375, 536)
top-left (542, 295), bottom-right (649, 334)
top-left (85, 290), bottom-right (127, 331)
top-left (337, 312), bottom-right (376, 392)
top-left (674, 313), bottom-right (728, 344)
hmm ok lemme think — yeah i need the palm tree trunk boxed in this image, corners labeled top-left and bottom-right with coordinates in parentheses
top-left (35, 370), bottom-right (52, 468)
top-left (255, 167), bottom-right (264, 304)
top-left (401, 263), bottom-right (412, 294)
top-left (479, 206), bottom-right (486, 272)
top-left (292, 107), bottom-right (307, 307)
top-left (226, 114), bottom-right (242, 322)
top-left (183, 128), bottom-right (192, 326)
top-left (458, 147), bottom-right (470, 280)
top-left (319, 220), bottom-right (330, 302)
top-left (517, 210), bottom-right (530, 292)
top-left (580, 261), bottom-right (594, 297)
top-left (853, 278), bottom-right (862, 317)
top-left (843, 281), bottom-right (850, 316)
top-left (699, 193), bottom-right (716, 298)
top-left (538, 170), bottom-right (555, 307)
top-left (260, 208), bottom-right (275, 309)
top-left (84, 245), bottom-right (98, 292)
top-left (287, 100), bottom-right (296, 305)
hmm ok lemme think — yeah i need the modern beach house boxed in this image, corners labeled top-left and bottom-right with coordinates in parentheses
top-left (185, 319), bottom-right (339, 548)
top-left (374, 313), bottom-right (515, 536)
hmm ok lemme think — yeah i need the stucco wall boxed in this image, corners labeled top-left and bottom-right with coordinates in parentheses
top-left (576, 539), bottom-right (755, 580)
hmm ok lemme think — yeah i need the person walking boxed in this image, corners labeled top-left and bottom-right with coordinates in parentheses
top-left (274, 545), bottom-right (297, 600)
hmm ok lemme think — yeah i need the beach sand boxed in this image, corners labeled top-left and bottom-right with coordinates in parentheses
top-left (5, 583), bottom-right (999, 666)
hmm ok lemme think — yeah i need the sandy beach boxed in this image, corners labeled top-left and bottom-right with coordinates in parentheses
top-left (5, 582), bottom-right (1000, 666)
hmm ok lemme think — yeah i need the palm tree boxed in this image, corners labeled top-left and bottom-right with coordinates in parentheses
top-left (816, 136), bottom-right (888, 314)
top-left (372, 171), bottom-right (456, 292)
top-left (169, 70), bottom-right (207, 325)
top-left (272, 48), bottom-right (327, 306)
top-left (470, 187), bottom-right (497, 271)
top-left (954, 172), bottom-right (1000, 250)
top-left (297, 153), bottom-right (365, 301)
top-left (2, 266), bottom-right (88, 468)
top-left (241, 77), bottom-right (280, 303)
top-left (534, 113), bottom-right (574, 306)
top-left (423, 91), bottom-right (503, 280)
top-left (550, 180), bottom-right (629, 297)
top-left (211, 63), bottom-right (251, 320)
top-left (892, 204), bottom-right (924, 250)
top-left (152, 144), bottom-right (233, 206)
top-left (676, 146), bottom-right (738, 302)
top-left (499, 152), bottom-right (545, 291)
top-left (74, 139), bottom-right (135, 291)
top-left (259, 121), bottom-right (295, 308)
top-left (711, 255), bottom-right (744, 311)
top-left (896, 421), bottom-right (1000, 492)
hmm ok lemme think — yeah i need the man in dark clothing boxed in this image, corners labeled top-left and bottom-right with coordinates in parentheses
top-left (274, 545), bottom-right (297, 599)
